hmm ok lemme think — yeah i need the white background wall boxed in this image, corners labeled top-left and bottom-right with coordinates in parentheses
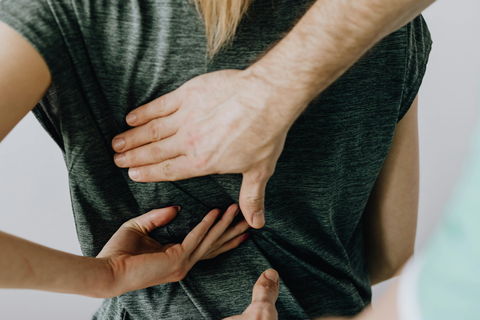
top-left (1, 1), bottom-right (480, 318)
top-left (371, 0), bottom-right (480, 300)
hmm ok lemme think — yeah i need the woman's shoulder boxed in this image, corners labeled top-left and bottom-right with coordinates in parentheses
top-left (0, 0), bottom-right (69, 80)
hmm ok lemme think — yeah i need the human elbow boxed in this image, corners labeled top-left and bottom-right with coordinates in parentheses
top-left (372, 247), bottom-right (414, 284)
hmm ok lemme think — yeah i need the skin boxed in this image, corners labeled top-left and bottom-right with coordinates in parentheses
top-left (223, 269), bottom-right (280, 320)
top-left (1, 0), bottom-right (436, 316)
top-left (364, 97), bottom-right (419, 285)
top-left (230, 268), bottom-right (401, 320)
top-left (223, 96), bottom-right (419, 318)
top-left (112, 0), bottom-right (436, 230)
top-left (0, 22), bottom-right (250, 298)
top-left (112, 0), bottom-right (422, 284)
top-left (0, 204), bottom-right (249, 298)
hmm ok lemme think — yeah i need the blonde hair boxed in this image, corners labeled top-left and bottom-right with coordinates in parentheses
top-left (193, 0), bottom-right (254, 57)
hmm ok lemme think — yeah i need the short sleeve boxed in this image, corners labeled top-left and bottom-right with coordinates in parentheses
top-left (398, 125), bottom-right (480, 320)
top-left (0, 0), bottom-right (68, 80)
top-left (397, 15), bottom-right (433, 122)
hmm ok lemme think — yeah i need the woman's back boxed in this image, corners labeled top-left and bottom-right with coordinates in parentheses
top-left (0, 0), bottom-right (431, 318)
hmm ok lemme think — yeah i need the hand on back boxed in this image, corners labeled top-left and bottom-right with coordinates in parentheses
top-left (111, 69), bottom-right (302, 229)
top-left (97, 203), bottom-right (249, 298)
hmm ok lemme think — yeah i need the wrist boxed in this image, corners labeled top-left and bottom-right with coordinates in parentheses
top-left (70, 256), bottom-right (118, 298)
top-left (90, 257), bottom-right (120, 298)
top-left (241, 64), bottom-right (313, 128)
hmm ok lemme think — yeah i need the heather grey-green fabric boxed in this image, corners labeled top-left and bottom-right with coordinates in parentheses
top-left (0, 1), bottom-right (431, 319)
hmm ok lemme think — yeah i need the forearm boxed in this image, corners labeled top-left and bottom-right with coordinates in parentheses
top-left (248, 0), bottom-right (435, 124)
top-left (0, 230), bottom-right (112, 298)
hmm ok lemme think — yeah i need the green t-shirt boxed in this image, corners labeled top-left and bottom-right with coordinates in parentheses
top-left (0, 1), bottom-right (431, 319)
top-left (416, 121), bottom-right (480, 320)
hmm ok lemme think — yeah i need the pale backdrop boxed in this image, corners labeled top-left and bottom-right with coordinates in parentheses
top-left (1, 1), bottom-right (479, 318)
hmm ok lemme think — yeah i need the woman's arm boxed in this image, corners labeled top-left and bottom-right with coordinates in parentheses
top-left (0, 230), bottom-right (112, 297)
top-left (0, 23), bottom-right (250, 298)
top-left (0, 21), bottom-right (51, 142)
top-left (0, 205), bottom-right (249, 297)
top-left (363, 97), bottom-right (419, 285)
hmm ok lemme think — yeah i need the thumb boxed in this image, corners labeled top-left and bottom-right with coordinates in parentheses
top-left (239, 171), bottom-right (269, 229)
top-left (122, 206), bottom-right (180, 234)
top-left (251, 269), bottom-right (280, 306)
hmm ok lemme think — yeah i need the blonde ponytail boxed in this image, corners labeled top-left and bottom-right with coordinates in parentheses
top-left (193, 0), bottom-right (254, 57)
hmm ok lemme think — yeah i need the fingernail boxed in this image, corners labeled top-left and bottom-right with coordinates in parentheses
top-left (264, 269), bottom-right (279, 283)
top-left (165, 205), bottom-right (182, 212)
top-left (240, 233), bottom-right (250, 243)
top-left (235, 208), bottom-right (240, 216)
top-left (129, 168), bottom-right (140, 180)
top-left (114, 153), bottom-right (126, 166)
top-left (126, 113), bottom-right (137, 124)
top-left (252, 209), bottom-right (265, 229)
top-left (112, 138), bottom-right (125, 151)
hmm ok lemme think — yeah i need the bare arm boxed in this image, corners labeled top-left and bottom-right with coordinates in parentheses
top-left (0, 22), bottom-right (109, 296)
top-left (0, 22), bottom-right (51, 142)
top-left (0, 204), bottom-right (249, 297)
top-left (0, 22), bottom-right (249, 297)
top-left (363, 97), bottom-right (419, 285)
top-left (250, 0), bottom-right (435, 121)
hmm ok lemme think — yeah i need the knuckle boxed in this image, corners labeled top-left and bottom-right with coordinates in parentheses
top-left (253, 302), bottom-right (277, 315)
top-left (139, 166), bottom-right (152, 180)
top-left (252, 171), bottom-right (271, 183)
top-left (154, 97), bottom-right (167, 115)
top-left (171, 264), bottom-right (187, 282)
top-left (161, 160), bottom-right (177, 180)
top-left (150, 145), bottom-right (163, 162)
top-left (246, 196), bottom-right (264, 206)
top-left (264, 306), bottom-right (278, 318)
top-left (194, 222), bottom-right (208, 235)
top-left (121, 220), bottom-right (133, 229)
top-left (122, 219), bottom-right (142, 232)
top-left (190, 224), bottom-right (202, 237)
top-left (204, 211), bottom-right (216, 223)
top-left (125, 150), bottom-right (137, 164)
top-left (205, 242), bottom-right (216, 253)
top-left (123, 136), bottom-right (134, 149)
top-left (234, 224), bottom-right (244, 234)
top-left (245, 303), bottom-right (276, 319)
top-left (148, 120), bottom-right (162, 141)
top-left (258, 282), bottom-right (278, 295)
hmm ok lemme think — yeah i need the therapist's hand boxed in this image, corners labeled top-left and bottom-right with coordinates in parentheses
top-left (223, 269), bottom-right (280, 320)
top-left (97, 204), bottom-right (249, 298)
top-left (112, 69), bottom-right (307, 229)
